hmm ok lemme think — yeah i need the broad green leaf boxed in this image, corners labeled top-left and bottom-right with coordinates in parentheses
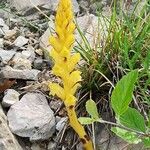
top-left (86, 99), bottom-right (99, 120)
top-left (78, 117), bottom-right (94, 125)
top-left (120, 107), bottom-right (146, 132)
top-left (111, 127), bottom-right (141, 144)
top-left (143, 137), bottom-right (150, 148)
top-left (111, 70), bottom-right (138, 116)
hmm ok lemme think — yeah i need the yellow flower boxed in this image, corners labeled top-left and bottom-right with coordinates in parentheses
top-left (48, 0), bottom-right (93, 149)
top-left (49, 82), bottom-right (65, 100)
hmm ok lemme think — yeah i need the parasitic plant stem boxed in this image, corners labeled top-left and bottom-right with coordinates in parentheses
top-left (48, 0), bottom-right (93, 149)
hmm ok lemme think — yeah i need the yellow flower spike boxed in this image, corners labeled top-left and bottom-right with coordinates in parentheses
top-left (68, 70), bottom-right (81, 86)
top-left (56, 26), bottom-right (65, 41)
top-left (49, 37), bottom-right (61, 52)
top-left (50, 49), bottom-right (61, 63)
top-left (65, 94), bottom-right (76, 106)
top-left (70, 83), bottom-right (81, 95)
top-left (51, 47), bottom-right (70, 65)
top-left (52, 64), bottom-right (69, 80)
top-left (60, 47), bottom-right (70, 58)
top-left (63, 71), bottom-right (81, 94)
top-left (66, 22), bottom-right (76, 34)
top-left (48, 83), bottom-right (65, 101)
top-left (68, 53), bottom-right (80, 72)
top-left (48, 0), bottom-right (93, 149)
top-left (65, 35), bottom-right (75, 49)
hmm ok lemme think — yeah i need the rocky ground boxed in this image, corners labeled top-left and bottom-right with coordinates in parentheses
top-left (0, 0), bottom-right (147, 150)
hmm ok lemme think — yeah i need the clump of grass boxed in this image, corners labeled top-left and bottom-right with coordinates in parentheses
top-left (73, 1), bottom-right (150, 148)
top-left (75, 0), bottom-right (150, 114)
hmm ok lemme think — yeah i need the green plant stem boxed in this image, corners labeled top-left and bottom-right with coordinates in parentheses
top-left (98, 119), bottom-right (146, 136)
top-left (92, 123), bottom-right (96, 150)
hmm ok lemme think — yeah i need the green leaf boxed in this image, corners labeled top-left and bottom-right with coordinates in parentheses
top-left (86, 99), bottom-right (99, 120)
top-left (120, 107), bottom-right (146, 132)
top-left (143, 137), bottom-right (150, 148)
top-left (111, 70), bottom-right (138, 116)
top-left (78, 117), bottom-right (94, 125)
top-left (111, 127), bottom-right (141, 144)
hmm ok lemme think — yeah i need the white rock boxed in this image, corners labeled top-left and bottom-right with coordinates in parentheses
top-left (22, 49), bottom-right (35, 62)
top-left (13, 50), bottom-right (35, 70)
top-left (9, 0), bottom-right (50, 11)
top-left (31, 143), bottom-right (45, 150)
top-left (0, 66), bottom-right (40, 80)
top-left (49, 100), bottom-right (62, 111)
top-left (35, 48), bottom-right (43, 56)
top-left (0, 18), bottom-right (9, 36)
top-left (0, 18), bottom-right (6, 26)
top-left (48, 141), bottom-right (56, 150)
top-left (7, 93), bottom-right (56, 141)
top-left (14, 36), bottom-right (28, 47)
top-left (0, 38), bottom-right (3, 48)
top-left (2, 89), bottom-right (20, 107)
top-left (4, 29), bottom-right (17, 39)
top-left (56, 117), bottom-right (68, 131)
top-left (55, 116), bottom-right (61, 123)
top-left (0, 49), bottom-right (16, 64)
top-left (76, 142), bottom-right (83, 150)
top-left (22, 50), bottom-right (32, 59)
top-left (13, 53), bottom-right (31, 69)
top-left (8, 0), bottom-right (79, 13)
top-left (40, 21), bottom-right (54, 51)
top-left (0, 105), bottom-right (23, 150)
top-left (76, 14), bottom-right (109, 48)
top-left (13, 57), bottom-right (32, 69)
top-left (43, 0), bottom-right (79, 13)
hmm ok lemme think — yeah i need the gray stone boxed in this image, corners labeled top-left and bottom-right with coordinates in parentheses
top-left (44, 0), bottom-right (79, 13)
top-left (8, 0), bottom-right (50, 11)
top-left (78, 0), bottom-right (89, 11)
top-left (14, 36), bottom-right (28, 47)
top-left (7, 93), bottom-right (56, 141)
top-left (47, 141), bottom-right (57, 150)
top-left (13, 57), bottom-right (32, 69)
top-left (2, 89), bottom-right (20, 107)
top-left (31, 143), bottom-right (45, 150)
top-left (0, 66), bottom-right (40, 80)
top-left (33, 58), bottom-right (43, 70)
top-left (35, 48), bottom-right (43, 56)
top-left (0, 49), bottom-right (16, 64)
top-left (55, 116), bottom-right (61, 123)
top-left (8, 0), bottom-right (79, 13)
top-left (0, 18), bottom-right (9, 36)
top-left (75, 14), bottom-right (109, 48)
top-left (0, 38), bottom-right (3, 48)
top-left (40, 21), bottom-right (54, 51)
top-left (0, 105), bottom-right (23, 150)
top-left (13, 51), bottom-right (32, 70)
top-left (95, 123), bottom-right (144, 150)
top-left (4, 29), bottom-right (17, 39)
top-left (22, 50), bottom-right (35, 62)
top-left (76, 142), bottom-right (82, 150)
top-left (49, 100), bottom-right (62, 112)
top-left (56, 117), bottom-right (68, 131)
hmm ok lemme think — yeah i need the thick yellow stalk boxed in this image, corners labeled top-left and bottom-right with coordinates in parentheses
top-left (48, 0), bottom-right (93, 149)
top-left (66, 105), bottom-right (93, 150)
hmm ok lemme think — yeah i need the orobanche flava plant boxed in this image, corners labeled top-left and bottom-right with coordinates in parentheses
top-left (48, 0), bottom-right (93, 149)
